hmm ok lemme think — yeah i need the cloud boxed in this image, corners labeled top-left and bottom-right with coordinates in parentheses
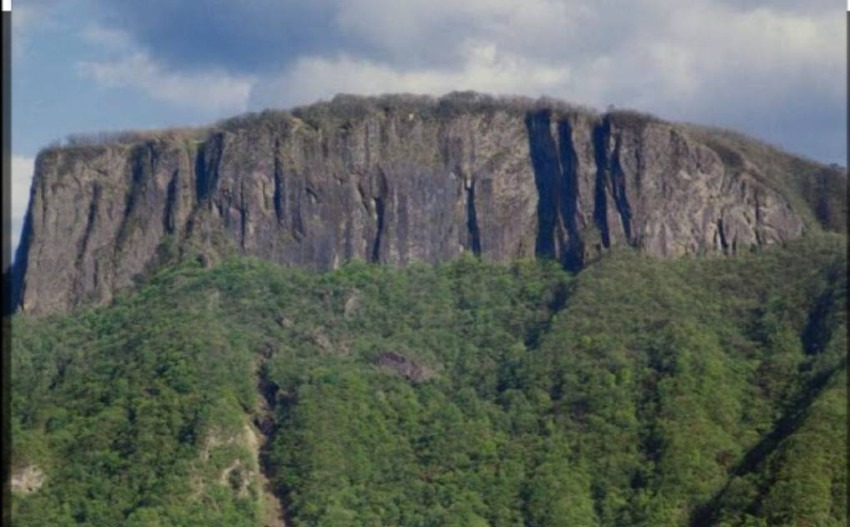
top-left (91, 0), bottom-right (354, 73)
top-left (44, 0), bottom-right (847, 161)
top-left (254, 42), bottom-right (570, 108)
top-left (12, 0), bottom-right (63, 58)
top-left (80, 24), bottom-right (134, 51)
top-left (12, 0), bottom-right (63, 34)
top-left (597, 2), bottom-right (845, 161)
top-left (712, 0), bottom-right (834, 14)
top-left (74, 24), bottom-right (256, 114)
top-left (330, 0), bottom-right (610, 69)
top-left (85, 0), bottom-right (842, 109)
top-left (650, 4), bottom-right (842, 99)
top-left (77, 52), bottom-right (256, 113)
top-left (12, 5), bottom-right (38, 37)
top-left (255, 2), bottom-right (841, 107)
top-left (10, 155), bottom-right (36, 257)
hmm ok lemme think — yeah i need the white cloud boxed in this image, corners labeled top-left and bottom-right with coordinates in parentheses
top-left (595, 3), bottom-right (845, 121)
top-left (251, 0), bottom-right (841, 126)
top-left (10, 155), bottom-right (35, 256)
top-left (12, 0), bottom-right (68, 55)
top-left (78, 52), bottom-right (256, 113)
top-left (12, 5), bottom-right (38, 37)
top-left (12, 3), bottom-right (58, 60)
top-left (331, 0), bottom-right (598, 68)
top-left (255, 41), bottom-right (570, 108)
top-left (80, 24), bottom-right (134, 50)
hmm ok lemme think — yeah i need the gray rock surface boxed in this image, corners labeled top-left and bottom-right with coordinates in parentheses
top-left (12, 93), bottom-right (846, 315)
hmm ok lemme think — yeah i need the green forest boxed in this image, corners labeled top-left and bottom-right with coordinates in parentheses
top-left (10, 234), bottom-right (847, 526)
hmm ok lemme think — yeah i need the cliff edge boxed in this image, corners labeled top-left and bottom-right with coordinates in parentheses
top-left (12, 92), bottom-right (847, 315)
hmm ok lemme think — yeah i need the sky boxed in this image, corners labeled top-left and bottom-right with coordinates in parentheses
top-left (9, 0), bottom-right (846, 255)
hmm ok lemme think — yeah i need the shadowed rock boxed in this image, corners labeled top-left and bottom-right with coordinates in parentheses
top-left (376, 352), bottom-right (436, 383)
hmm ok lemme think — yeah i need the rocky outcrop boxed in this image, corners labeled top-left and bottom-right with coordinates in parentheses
top-left (376, 352), bottom-right (437, 383)
top-left (12, 92), bottom-right (846, 315)
top-left (11, 464), bottom-right (45, 495)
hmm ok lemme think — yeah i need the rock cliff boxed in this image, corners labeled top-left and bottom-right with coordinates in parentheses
top-left (12, 92), bottom-right (847, 315)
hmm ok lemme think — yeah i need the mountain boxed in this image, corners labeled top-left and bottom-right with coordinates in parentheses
top-left (10, 236), bottom-right (847, 526)
top-left (9, 93), bottom-right (847, 526)
top-left (11, 92), bottom-right (847, 316)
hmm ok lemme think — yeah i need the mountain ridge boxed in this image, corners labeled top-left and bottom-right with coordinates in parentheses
top-left (12, 92), bottom-right (847, 315)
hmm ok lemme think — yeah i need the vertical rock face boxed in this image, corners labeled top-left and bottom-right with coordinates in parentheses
top-left (12, 93), bottom-right (845, 316)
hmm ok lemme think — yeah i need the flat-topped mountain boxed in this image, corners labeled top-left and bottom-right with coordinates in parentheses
top-left (12, 92), bottom-right (847, 315)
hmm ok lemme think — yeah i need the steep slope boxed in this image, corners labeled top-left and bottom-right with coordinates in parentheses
top-left (10, 234), bottom-right (846, 526)
top-left (12, 92), bottom-right (846, 315)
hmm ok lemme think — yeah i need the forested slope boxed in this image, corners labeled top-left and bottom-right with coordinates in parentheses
top-left (10, 234), bottom-right (847, 526)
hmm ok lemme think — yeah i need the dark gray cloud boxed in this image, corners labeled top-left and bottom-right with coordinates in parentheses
top-left (685, 88), bottom-right (845, 165)
top-left (90, 0), bottom-right (362, 73)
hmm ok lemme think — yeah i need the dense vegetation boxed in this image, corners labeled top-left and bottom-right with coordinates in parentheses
top-left (10, 234), bottom-right (847, 526)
